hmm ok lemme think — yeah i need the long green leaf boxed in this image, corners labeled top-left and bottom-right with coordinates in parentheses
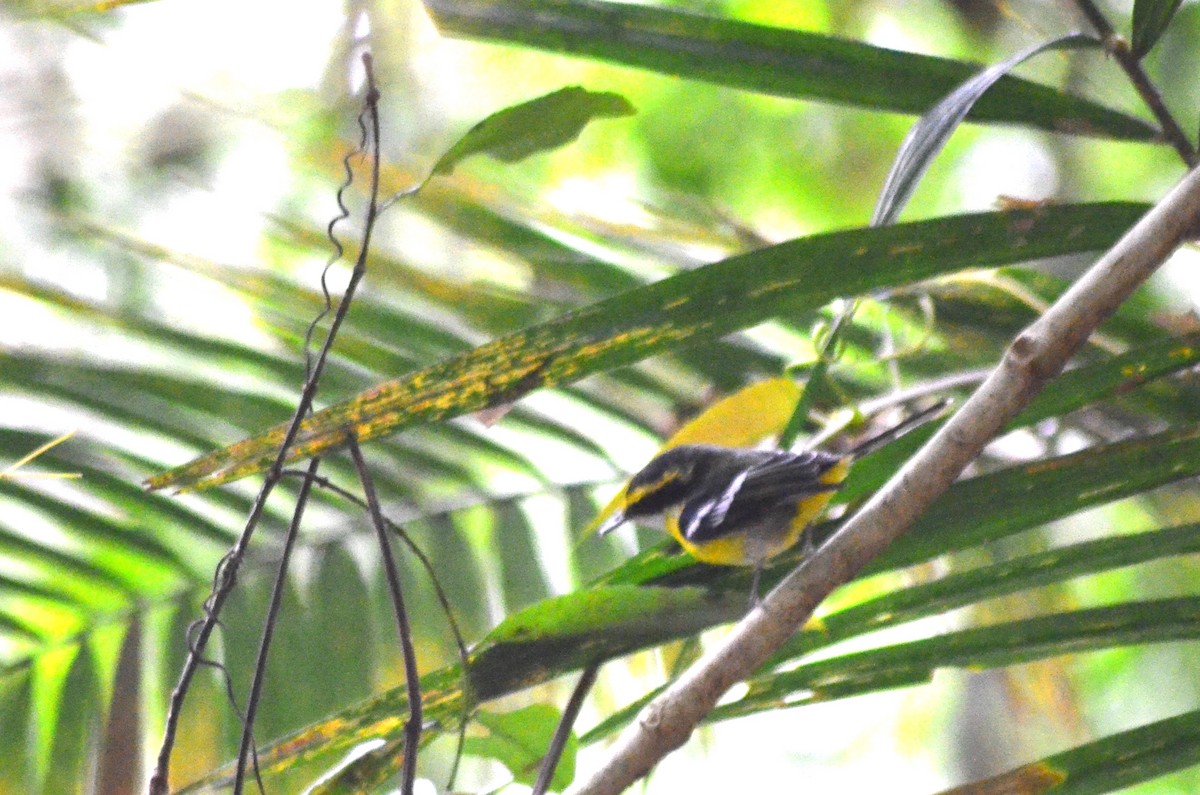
top-left (1132, 0), bottom-right (1185, 57)
top-left (871, 422), bottom-right (1200, 573)
top-left (780, 521), bottom-right (1200, 662)
top-left (712, 597), bottom-right (1200, 720)
top-left (148, 202), bottom-right (1149, 490)
top-left (178, 585), bottom-right (739, 790)
top-left (423, 0), bottom-right (1157, 140)
top-left (946, 707), bottom-right (1200, 794)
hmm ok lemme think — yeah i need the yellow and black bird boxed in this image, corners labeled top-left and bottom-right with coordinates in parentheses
top-left (597, 402), bottom-right (947, 603)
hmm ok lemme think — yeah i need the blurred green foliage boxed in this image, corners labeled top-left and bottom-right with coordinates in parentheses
top-left (2, 0), bottom-right (1200, 793)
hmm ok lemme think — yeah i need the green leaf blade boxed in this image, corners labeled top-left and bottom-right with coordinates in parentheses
top-left (872, 34), bottom-right (1101, 226)
top-left (148, 202), bottom-right (1150, 491)
top-left (432, 86), bottom-right (635, 175)
top-left (722, 597), bottom-right (1200, 718)
top-left (424, 0), bottom-right (1158, 140)
top-left (1132, 0), bottom-right (1185, 57)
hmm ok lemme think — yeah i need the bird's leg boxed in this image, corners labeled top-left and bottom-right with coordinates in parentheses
top-left (800, 524), bottom-right (816, 557)
top-left (748, 563), bottom-right (763, 609)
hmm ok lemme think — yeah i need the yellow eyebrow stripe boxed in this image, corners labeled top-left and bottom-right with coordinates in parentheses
top-left (627, 470), bottom-right (680, 505)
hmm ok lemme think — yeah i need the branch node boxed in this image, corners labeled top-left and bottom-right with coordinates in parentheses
top-left (1008, 330), bottom-right (1039, 365)
top-left (1104, 32), bottom-right (1131, 57)
top-left (639, 701), bottom-right (663, 731)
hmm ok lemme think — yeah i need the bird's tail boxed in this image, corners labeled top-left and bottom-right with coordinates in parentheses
top-left (848, 399), bottom-right (951, 459)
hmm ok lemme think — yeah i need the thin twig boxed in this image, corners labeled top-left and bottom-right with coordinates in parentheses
top-left (446, 708), bottom-right (471, 792)
top-left (279, 468), bottom-right (469, 660)
top-left (778, 300), bottom-right (860, 449)
top-left (280, 466), bottom-right (477, 792)
top-left (533, 663), bottom-right (600, 795)
top-left (567, 165), bottom-right (1200, 795)
top-left (232, 457), bottom-right (322, 795)
top-left (278, 465), bottom-right (474, 792)
top-left (150, 479), bottom-right (279, 795)
top-left (347, 435), bottom-right (423, 795)
top-left (148, 54), bottom-right (383, 795)
top-left (1072, 0), bottom-right (1197, 167)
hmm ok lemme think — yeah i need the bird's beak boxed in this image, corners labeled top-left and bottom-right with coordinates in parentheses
top-left (596, 509), bottom-right (627, 536)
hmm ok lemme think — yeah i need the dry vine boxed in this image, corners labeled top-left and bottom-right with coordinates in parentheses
top-left (148, 53), bottom-right (431, 795)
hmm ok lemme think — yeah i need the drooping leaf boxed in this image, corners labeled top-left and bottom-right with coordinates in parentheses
top-left (872, 34), bottom-right (1101, 227)
top-left (433, 86), bottom-right (635, 175)
top-left (148, 202), bottom-right (1150, 490)
top-left (423, 0), bottom-right (1157, 140)
top-left (1132, 0), bottom-right (1186, 57)
top-left (467, 585), bottom-right (741, 700)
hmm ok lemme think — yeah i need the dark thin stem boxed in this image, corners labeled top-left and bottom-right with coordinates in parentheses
top-left (232, 457), bottom-right (321, 795)
top-left (148, 54), bottom-right (383, 795)
top-left (1072, 0), bottom-right (1197, 167)
top-left (279, 468), bottom-right (469, 661)
top-left (280, 466), bottom-right (474, 794)
top-left (446, 708), bottom-right (470, 791)
top-left (150, 477), bottom-right (277, 795)
top-left (778, 299), bottom-right (859, 450)
top-left (533, 663), bottom-right (601, 795)
top-left (348, 436), bottom-right (422, 795)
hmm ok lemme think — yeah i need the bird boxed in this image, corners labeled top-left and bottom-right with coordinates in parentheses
top-left (597, 402), bottom-right (947, 604)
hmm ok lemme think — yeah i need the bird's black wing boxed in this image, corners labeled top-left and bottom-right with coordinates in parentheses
top-left (679, 451), bottom-right (843, 542)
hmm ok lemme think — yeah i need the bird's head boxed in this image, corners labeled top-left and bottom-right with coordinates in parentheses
top-left (597, 445), bottom-right (725, 535)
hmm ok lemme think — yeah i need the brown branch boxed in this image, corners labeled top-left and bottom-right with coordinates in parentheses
top-left (568, 164), bottom-right (1200, 795)
top-left (1072, 0), bottom-right (1197, 167)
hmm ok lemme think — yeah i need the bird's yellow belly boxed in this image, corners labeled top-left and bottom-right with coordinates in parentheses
top-left (664, 459), bottom-right (846, 567)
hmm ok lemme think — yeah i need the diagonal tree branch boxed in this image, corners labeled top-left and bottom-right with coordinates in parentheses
top-left (568, 164), bottom-right (1200, 795)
